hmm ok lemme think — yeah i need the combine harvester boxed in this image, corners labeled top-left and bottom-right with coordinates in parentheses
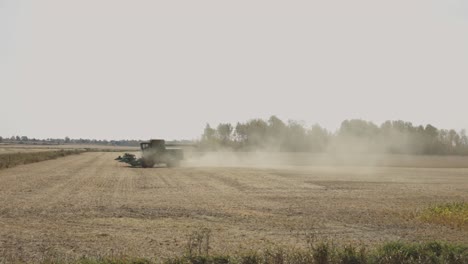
top-left (116, 139), bottom-right (191, 168)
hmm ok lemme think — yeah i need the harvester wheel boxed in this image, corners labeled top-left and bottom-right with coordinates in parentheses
top-left (141, 159), bottom-right (155, 168)
top-left (167, 160), bottom-right (180, 168)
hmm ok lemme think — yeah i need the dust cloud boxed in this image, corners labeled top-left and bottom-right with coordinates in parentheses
top-left (182, 147), bottom-right (468, 169)
top-left (183, 151), bottom-right (388, 168)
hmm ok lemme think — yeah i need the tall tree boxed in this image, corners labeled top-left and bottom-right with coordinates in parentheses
top-left (202, 124), bottom-right (216, 141)
top-left (217, 123), bottom-right (233, 142)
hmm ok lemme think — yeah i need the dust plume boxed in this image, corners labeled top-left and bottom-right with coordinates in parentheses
top-left (182, 146), bottom-right (468, 169)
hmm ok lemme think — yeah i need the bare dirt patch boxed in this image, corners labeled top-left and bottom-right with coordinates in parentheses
top-left (0, 152), bottom-right (466, 261)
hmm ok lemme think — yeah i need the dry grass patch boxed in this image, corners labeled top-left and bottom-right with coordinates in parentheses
top-left (419, 202), bottom-right (468, 229)
top-left (0, 149), bottom-right (84, 169)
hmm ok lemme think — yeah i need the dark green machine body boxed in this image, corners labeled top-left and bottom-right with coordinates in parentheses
top-left (140, 139), bottom-right (184, 168)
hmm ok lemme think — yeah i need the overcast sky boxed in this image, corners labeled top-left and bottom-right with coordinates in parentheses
top-left (1, 0), bottom-right (467, 140)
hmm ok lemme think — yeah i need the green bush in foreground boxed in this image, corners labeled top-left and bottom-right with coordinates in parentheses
top-left (419, 202), bottom-right (468, 229)
top-left (60, 241), bottom-right (466, 264)
top-left (373, 241), bottom-right (467, 264)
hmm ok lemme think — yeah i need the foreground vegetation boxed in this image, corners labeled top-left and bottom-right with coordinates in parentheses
top-left (420, 202), bottom-right (468, 230)
top-left (0, 149), bottom-right (83, 169)
top-left (29, 240), bottom-right (468, 264)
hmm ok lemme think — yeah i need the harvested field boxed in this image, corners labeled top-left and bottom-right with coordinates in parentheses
top-left (0, 150), bottom-right (84, 169)
top-left (0, 148), bottom-right (60, 154)
top-left (0, 152), bottom-right (467, 262)
top-left (0, 144), bottom-right (138, 153)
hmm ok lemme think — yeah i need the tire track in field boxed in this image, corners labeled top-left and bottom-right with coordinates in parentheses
top-left (1, 152), bottom-right (142, 218)
top-left (159, 168), bottom-right (278, 221)
top-left (197, 167), bottom-right (327, 221)
top-left (111, 163), bottom-right (139, 215)
top-left (0, 153), bottom-right (100, 218)
top-left (0, 154), bottom-right (88, 195)
top-left (141, 168), bottom-right (200, 213)
top-left (62, 152), bottom-right (117, 215)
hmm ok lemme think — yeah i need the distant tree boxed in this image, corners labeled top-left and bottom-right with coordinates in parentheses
top-left (244, 119), bottom-right (269, 148)
top-left (447, 129), bottom-right (460, 147)
top-left (267, 116), bottom-right (287, 148)
top-left (0, 136), bottom-right (2, 143)
top-left (65, 136), bottom-right (70, 143)
top-left (308, 124), bottom-right (330, 152)
top-left (200, 124), bottom-right (218, 150)
top-left (21, 136), bottom-right (28, 141)
top-left (461, 130), bottom-right (468, 145)
top-left (424, 124), bottom-right (438, 138)
top-left (284, 120), bottom-right (308, 151)
top-left (202, 124), bottom-right (216, 141)
top-left (217, 123), bottom-right (233, 143)
top-left (198, 117), bottom-right (468, 155)
top-left (15, 136), bottom-right (20, 141)
top-left (339, 119), bottom-right (379, 138)
top-left (268, 116), bottom-right (287, 135)
top-left (234, 122), bottom-right (248, 143)
top-left (421, 124), bottom-right (440, 154)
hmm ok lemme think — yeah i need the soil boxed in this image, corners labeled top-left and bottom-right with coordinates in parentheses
top-left (0, 152), bottom-right (466, 261)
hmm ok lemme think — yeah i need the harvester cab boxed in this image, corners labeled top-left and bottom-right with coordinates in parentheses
top-left (140, 139), bottom-right (184, 168)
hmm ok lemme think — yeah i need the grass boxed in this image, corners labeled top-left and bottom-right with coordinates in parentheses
top-left (84, 148), bottom-right (138, 153)
top-left (29, 240), bottom-right (467, 264)
top-left (0, 149), bottom-right (84, 169)
top-left (419, 202), bottom-right (468, 229)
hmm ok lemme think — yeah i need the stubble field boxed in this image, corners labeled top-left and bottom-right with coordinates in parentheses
top-left (0, 152), bottom-right (466, 262)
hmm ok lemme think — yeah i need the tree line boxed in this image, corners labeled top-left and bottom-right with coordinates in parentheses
top-left (0, 136), bottom-right (142, 147)
top-left (199, 116), bottom-right (468, 155)
top-left (2, 117), bottom-right (467, 155)
top-left (0, 136), bottom-right (191, 147)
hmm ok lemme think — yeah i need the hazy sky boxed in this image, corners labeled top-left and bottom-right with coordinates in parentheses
top-left (1, 0), bottom-right (467, 140)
